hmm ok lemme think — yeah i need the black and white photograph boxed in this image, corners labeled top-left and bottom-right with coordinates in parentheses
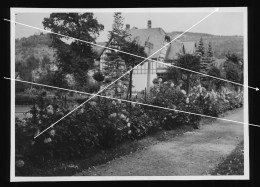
top-left (8, 7), bottom-right (251, 181)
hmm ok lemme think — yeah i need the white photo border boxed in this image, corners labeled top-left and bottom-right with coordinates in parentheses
top-left (10, 7), bottom-right (249, 181)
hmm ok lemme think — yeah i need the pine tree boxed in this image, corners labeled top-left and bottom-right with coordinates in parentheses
top-left (196, 37), bottom-right (206, 56)
top-left (107, 12), bottom-right (128, 52)
top-left (120, 40), bottom-right (146, 99)
top-left (196, 37), bottom-right (207, 74)
top-left (102, 12), bottom-right (129, 98)
top-left (207, 41), bottom-right (213, 58)
top-left (206, 41), bottom-right (215, 66)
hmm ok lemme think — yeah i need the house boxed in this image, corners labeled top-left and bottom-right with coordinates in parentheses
top-left (124, 21), bottom-right (171, 91)
top-left (94, 20), bottom-right (197, 92)
top-left (159, 40), bottom-right (197, 78)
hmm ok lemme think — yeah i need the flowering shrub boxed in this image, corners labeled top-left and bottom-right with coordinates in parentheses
top-left (15, 83), bottom-right (243, 172)
top-left (16, 94), bottom-right (102, 164)
top-left (15, 93), bottom-right (158, 167)
top-left (225, 90), bottom-right (243, 110)
top-left (126, 103), bottom-right (159, 138)
top-left (187, 85), bottom-right (243, 117)
top-left (148, 82), bottom-right (203, 129)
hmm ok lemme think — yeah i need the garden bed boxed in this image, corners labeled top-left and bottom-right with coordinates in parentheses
top-left (16, 123), bottom-right (197, 176)
top-left (15, 84), bottom-right (244, 176)
top-left (16, 107), bottom-right (242, 176)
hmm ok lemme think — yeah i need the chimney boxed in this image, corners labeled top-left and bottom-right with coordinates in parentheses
top-left (147, 20), bottom-right (151, 29)
top-left (126, 24), bottom-right (130, 32)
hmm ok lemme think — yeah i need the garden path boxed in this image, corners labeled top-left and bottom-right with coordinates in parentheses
top-left (76, 108), bottom-right (244, 176)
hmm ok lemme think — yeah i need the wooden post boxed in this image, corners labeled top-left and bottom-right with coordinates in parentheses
top-left (61, 96), bottom-right (63, 107)
top-left (32, 99), bottom-right (37, 125)
top-left (130, 101), bottom-right (132, 118)
top-left (144, 88), bottom-right (146, 102)
top-left (145, 39), bottom-right (153, 95)
top-left (147, 59), bottom-right (151, 95)
top-left (64, 95), bottom-right (67, 108)
top-left (31, 71), bottom-right (33, 89)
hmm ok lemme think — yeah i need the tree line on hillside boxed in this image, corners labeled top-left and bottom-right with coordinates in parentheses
top-left (15, 33), bottom-right (52, 48)
top-left (168, 32), bottom-right (243, 59)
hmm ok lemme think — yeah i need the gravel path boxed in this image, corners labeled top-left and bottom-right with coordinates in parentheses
top-left (76, 108), bottom-right (244, 176)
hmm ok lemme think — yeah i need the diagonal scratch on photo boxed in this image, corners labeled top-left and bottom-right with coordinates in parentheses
top-left (11, 7), bottom-right (249, 180)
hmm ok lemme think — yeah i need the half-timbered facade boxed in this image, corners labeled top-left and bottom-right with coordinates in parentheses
top-left (93, 20), bottom-right (197, 92)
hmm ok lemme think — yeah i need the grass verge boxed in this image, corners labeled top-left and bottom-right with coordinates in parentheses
top-left (209, 140), bottom-right (244, 175)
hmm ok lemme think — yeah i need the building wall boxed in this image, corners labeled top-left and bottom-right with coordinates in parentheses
top-left (132, 72), bottom-right (157, 92)
top-left (98, 28), bottom-right (172, 92)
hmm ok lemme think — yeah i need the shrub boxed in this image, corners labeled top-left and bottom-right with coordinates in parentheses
top-left (148, 82), bottom-right (202, 129)
top-left (15, 83), bottom-right (244, 173)
top-left (225, 91), bottom-right (243, 110)
top-left (93, 71), bottom-right (105, 82)
top-left (127, 102), bottom-right (159, 138)
top-left (15, 93), bottom-right (159, 166)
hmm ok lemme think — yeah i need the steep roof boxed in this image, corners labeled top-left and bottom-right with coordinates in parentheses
top-left (93, 28), bottom-right (196, 62)
top-left (182, 41), bottom-right (196, 54)
top-left (165, 41), bottom-right (183, 60)
top-left (165, 41), bottom-right (196, 60)
top-left (92, 42), bottom-right (107, 58)
top-left (126, 27), bottom-right (167, 59)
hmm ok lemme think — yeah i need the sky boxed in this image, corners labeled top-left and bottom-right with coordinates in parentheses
top-left (14, 8), bottom-right (245, 42)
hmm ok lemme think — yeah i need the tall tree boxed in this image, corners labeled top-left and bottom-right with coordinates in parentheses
top-left (103, 12), bottom-right (129, 97)
top-left (206, 41), bottom-right (215, 65)
top-left (207, 41), bottom-right (213, 57)
top-left (120, 40), bottom-right (147, 99)
top-left (196, 37), bottom-right (206, 56)
top-left (225, 52), bottom-right (243, 86)
top-left (15, 55), bottom-right (39, 82)
top-left (15, 56), bottom-right (40, 91)
top-left (196, 37), bottom-right (207, 74)
top-left (225, 52), bottom-right (242, 65)
top-left (108, 12), bottom-right (128, 49)
top-left (224, 52), bottom-right (243, 85)
top-left (224, 60), bottom-right (243, 91)
top-left (207, 66), bottom-right (224, 91)
top-left (176, 53), bottom-right (201, 95)
top-left (164, 66), bottom-right (181, 85)
top-left (42, 13), bottom-right (104, 89)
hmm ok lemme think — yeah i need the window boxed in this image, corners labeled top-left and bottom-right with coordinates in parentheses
top-left (157, 73), bottom-right (165, 79)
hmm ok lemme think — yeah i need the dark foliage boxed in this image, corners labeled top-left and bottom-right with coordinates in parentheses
top-left (42, 13), bottom-right (104, 85)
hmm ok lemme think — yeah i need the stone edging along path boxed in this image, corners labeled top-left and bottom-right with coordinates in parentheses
top-left (75, 108), bottom-right (244, 176)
